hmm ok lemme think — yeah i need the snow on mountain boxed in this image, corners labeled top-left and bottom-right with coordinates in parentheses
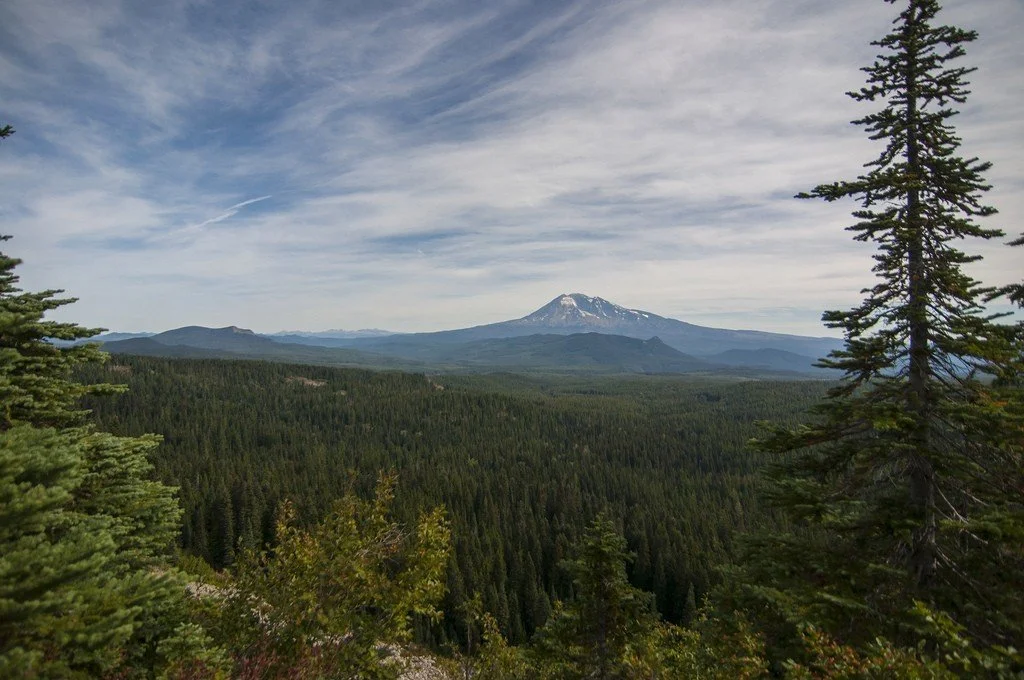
top-left (515, 294), bottom-right (662, 328)
top-left (486, 293), bottom-right (841, 358)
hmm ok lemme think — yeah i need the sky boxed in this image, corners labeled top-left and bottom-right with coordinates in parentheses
top-left (1, 0), bottom-right (1021, 336)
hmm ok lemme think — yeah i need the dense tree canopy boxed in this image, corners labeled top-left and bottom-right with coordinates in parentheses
top-left (78, 354), bottom-right (826, 646)
top-left (530, 515), bottom-right (661, 678)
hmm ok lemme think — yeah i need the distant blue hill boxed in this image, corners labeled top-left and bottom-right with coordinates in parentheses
top-left (100, 327), bottom-right (423, 370)
top-left (707, 348), bottom-right (836, 375)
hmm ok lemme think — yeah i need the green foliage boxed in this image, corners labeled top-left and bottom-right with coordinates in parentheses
top-left (441, 610), bottom-right (535, 680)
top-left (77, 430), bottom-right (181, 568)
top-left (0, 238), bottom-right (118, 430)
top-left (784, 624), bottom-right (956, 680)
top-left (518, 519), bottom-right (772, 679)
top-left (656, 612), bottom-right (770, 679)
top-left (530, 515), bottom-right (663, 679)
top-left (0, 236), bottom-right (212, 677)
top-left (155, 622), bottom-right (232, 680)
top-left (80, 355), bottom-right (826, 643)
top-left (0, 426), bottom-right (129, 678)
top-left (203, 474), bottom-right (451, 679)
top-left (743, 0), bottom-right (1024, 666)
top-left (176, 552), bottom-right (226, 588)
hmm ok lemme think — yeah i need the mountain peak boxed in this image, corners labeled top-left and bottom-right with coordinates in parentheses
top-left (149, 325), bottom-right (273, 351)
top-left (519, 293), bottom-right (658, 328)
top-left (556, 293), bottom-right (610, 308)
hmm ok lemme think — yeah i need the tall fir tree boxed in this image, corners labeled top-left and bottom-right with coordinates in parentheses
top-left (742, 0), bottom-right (1023, 663)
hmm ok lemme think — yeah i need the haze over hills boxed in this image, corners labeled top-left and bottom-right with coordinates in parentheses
top-left (271, 328), bottom-right (396, 342)
top-left (148, 325), bottom-right (277, 352)
top-left (96, 294), bottom-right (841, 375)
top-left (707, 348), bottom-right (832, 374)
top-left (89, 331), bottom-right (155, 343)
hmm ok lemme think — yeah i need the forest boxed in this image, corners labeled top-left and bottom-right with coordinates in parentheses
top-left (76, 356), bottom-right (827, 644)
top-left (2, 0), bottom-right (1023, 677)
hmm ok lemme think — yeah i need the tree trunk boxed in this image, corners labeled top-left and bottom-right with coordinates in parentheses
top-left (904, 5), bottom-right (937, 590)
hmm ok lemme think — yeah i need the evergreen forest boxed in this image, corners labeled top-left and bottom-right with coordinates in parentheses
top-left (76, 356), bottom-right (827, 644)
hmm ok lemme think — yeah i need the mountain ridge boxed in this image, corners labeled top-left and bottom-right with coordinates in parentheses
top-left (441, 333), bottom-right (713, 373)
top-left (94, 293), bottom-right (841, 375)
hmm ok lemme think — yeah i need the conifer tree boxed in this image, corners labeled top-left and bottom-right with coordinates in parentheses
top-left (0, 426), bottom-right (126, 677)
top-left (531, 515), bottom-right (662, 679)
top-left (0, 240), bottom-right (116, 431)
top-left (0, 135), bottom-right (208, 674)
top-left (746, 0), bottom-right (1023, 659)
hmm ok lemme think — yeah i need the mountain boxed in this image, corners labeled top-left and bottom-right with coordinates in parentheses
top-left (513, 294), bottom-right (657, 329)
top-left (90, 331), bottom-right (154, 343)
top-left (336, 293), bottom-right (842, 360)
top-left (277, 328), bottom-right (394, 338)
top-left (506, 294), bottom-right (841, 357)
top-left (425, 333), bottom-right (713, 373)
top-left (98, 337), bottom-right (232, 359)
top-left (50, 331), bottom-right (154, 347)
top-left (148, 325), bottom-right (280, 352)
top-left (101, 327), bottom-right (423, 370)
top-left (96, 294), bottom-right (841, 376)
top-left (271, 329), bottom-right (396, 342)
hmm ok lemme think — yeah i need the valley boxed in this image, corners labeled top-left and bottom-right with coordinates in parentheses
top-left (77, 355), bottom-right (829, 646)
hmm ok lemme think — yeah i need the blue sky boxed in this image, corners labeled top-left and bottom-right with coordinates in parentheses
top-left (1, 0), bottom-right (1021, 335)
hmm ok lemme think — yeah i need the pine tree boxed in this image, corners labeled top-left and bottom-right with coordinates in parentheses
top-left (0, 166), bottom-right (206, 675)
top-left (0, 426), bottom-right (125, 677)
top-left (531, 515), bottom-right (661, 679)
top-left (745, 0), bottom-right (1023, 659)
top-left (0, 241), bottom-right (117, 431)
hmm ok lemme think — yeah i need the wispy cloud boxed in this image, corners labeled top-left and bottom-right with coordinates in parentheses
top-left (1, 0), bottom-right (1020, 334)
top-left (158, 195), bottom-right (275, 244)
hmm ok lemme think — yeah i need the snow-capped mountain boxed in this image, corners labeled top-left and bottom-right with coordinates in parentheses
top-left (332, 293), bottom-right (841, 360)
top-left (514, 294), bottom-right (658, 328)
top-left (500, 293), bottom-right (708, 343)
top-left (97, 293), bottom-right (843, 374)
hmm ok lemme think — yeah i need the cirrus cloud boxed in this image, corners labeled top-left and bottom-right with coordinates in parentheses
top-left (1, 0), bottom-right (1020, 334)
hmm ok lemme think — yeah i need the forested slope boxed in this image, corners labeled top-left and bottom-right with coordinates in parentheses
top-left (78, 356), bottom-right (826, 644)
